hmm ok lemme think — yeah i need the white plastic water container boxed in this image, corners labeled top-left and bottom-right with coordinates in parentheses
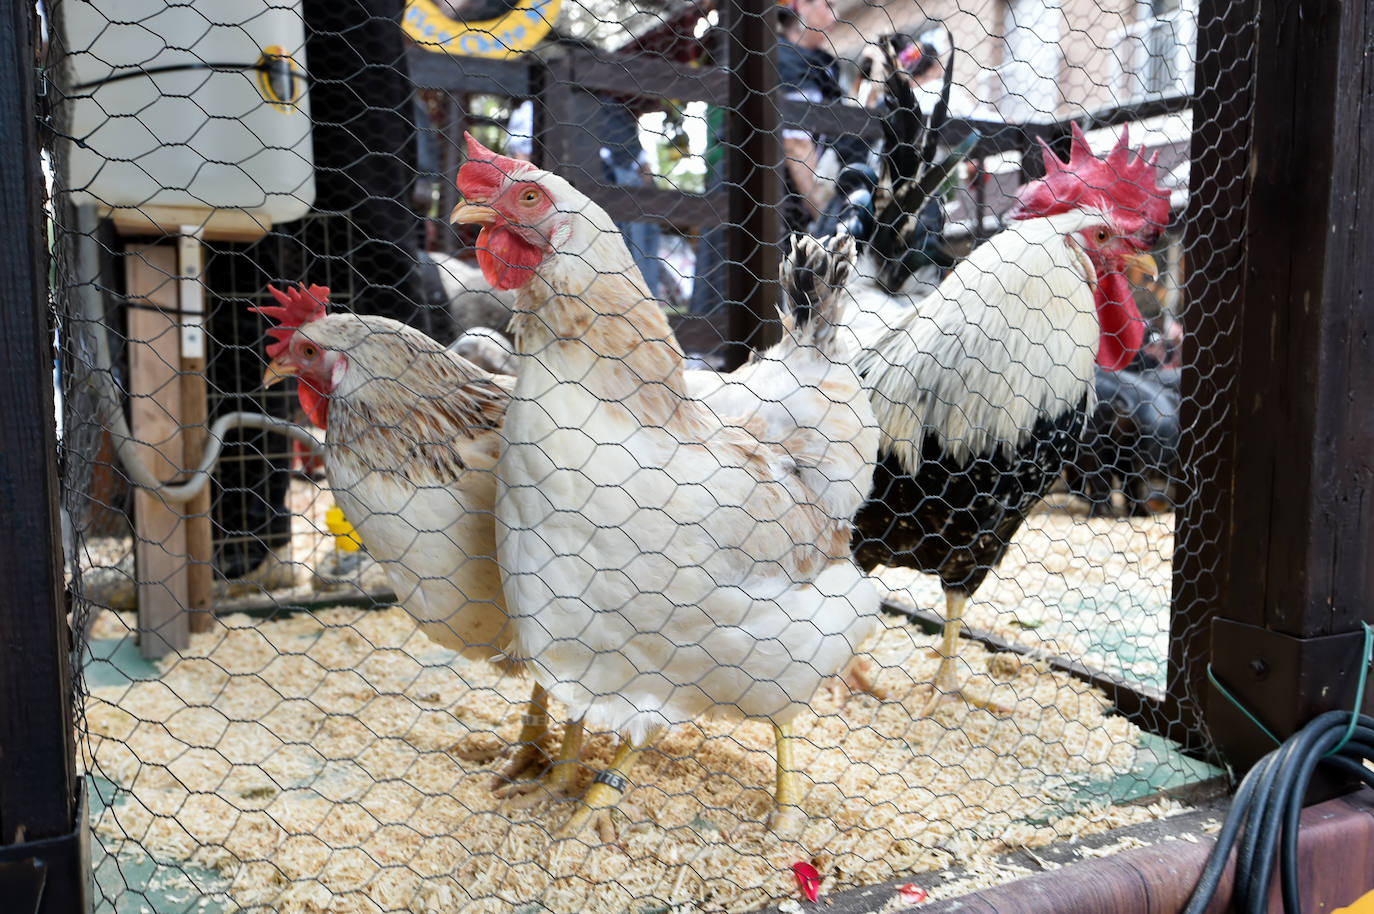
top-left (60, 0), bottom-right (316, 229)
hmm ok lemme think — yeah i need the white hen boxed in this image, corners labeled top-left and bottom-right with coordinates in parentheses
top-left (452, 135), bottom-right (880, 838)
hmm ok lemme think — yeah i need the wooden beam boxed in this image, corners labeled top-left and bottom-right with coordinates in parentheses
top-left (559, 47), bottom-right (726, 103)
top-left (125, 245), bottom-right (191, 657)
top-left (0, 0), bottom-right (77, 848)
top-left (103, 204), bottom-right (271, 243)
top-left (1171, 0), bottom-right (1259, 761)
top-left (406, 46), bottom-right (530, 97)
top-left (580, 186), bottom-right (726, 232)
top-left (1195, 0), bottom-right (1374, 770)
top-left (176, 233), bottom-right (213, 633)
top-left (721, 0), bottom-right (781, 369)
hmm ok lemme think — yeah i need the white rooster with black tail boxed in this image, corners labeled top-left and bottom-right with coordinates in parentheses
top-left (453, 134), bottom-right (880, 839)
top-left (844, 126), bottom-right (1167, 714)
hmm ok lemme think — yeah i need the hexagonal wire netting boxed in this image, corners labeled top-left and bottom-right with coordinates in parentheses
top-left (45, 0), bottom-right (1241, 910)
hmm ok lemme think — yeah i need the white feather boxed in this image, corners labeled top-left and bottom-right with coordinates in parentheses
top-left (489, 180), bottom-right (882, 744)
top-left (839, 208), bottom-right (1107, 470)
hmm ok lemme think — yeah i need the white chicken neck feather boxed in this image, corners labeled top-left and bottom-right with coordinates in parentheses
top-left (850, 208), bottom-right (1108, 470)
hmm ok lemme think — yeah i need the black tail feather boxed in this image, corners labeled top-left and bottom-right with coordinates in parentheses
top-left (780, 229), bottom-right (857, 354)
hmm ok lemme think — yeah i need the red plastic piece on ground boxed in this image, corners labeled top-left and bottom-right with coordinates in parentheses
top-left (899, 883), bottom-right (929, 905)
top-left (792, 862), bottom-right (821, 902)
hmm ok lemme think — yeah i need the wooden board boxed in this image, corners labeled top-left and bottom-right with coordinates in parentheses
top-left (125, 244), bottom-right (190, 657)
top-left (105, 205), bottom-right (271, 243)
top-left (180, 354), bottom-right (213, 634)
top-left (0, 0), bottom-right (78, 846)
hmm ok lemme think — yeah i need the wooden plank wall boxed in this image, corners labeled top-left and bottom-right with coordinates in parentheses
top-left (1172, 0), bottom-right (1260, 758)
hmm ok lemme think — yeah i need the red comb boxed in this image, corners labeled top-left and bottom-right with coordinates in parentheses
top-left (456, 131), bottom-right (536, 201)
top-left (251, 284), bottom-right (330, 359)
top-left (1012, 122), bottom-right (1169, 237)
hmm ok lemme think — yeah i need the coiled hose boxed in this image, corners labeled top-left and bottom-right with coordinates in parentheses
top-left (1184, 623), bottom-right (1374, 914)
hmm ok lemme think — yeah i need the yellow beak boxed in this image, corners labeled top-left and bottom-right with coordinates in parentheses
top-left (263, 357), bottom-right (298, 388)
top-left (1129, 251), bottom-right (1160, 282)
top-left (450, 202), bottom-right (499, 226)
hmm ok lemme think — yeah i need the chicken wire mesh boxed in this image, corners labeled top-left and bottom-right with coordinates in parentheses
top-left (43, 0), bottom-right (1235, 911)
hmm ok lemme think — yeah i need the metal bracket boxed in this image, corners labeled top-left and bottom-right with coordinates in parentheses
top-left (0, 781), bottom-right (91, 914)
top-left (177, 226), bottom-right (205, 360)
top-left (1208, 619), bottom-right (1371, 791)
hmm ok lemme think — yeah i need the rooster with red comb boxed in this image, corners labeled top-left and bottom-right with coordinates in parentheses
top-left (252, 283), bottom-right (585, 794)
top-left (840, 122), bottom-right (1167, 715)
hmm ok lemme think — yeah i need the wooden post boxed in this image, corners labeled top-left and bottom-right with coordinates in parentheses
top-left (721, 0), bottom-right (781, 370)
top-left (1193, 0), bottom-right (1374, 773)
top-left (0, 4), bottom-right (87, 907)
top-left (1171, 0), bottom-right (1260, 758)
top-left (125, 245), bottom-right (192, 657)
top-left (177, 231), bottom-right (214, 633)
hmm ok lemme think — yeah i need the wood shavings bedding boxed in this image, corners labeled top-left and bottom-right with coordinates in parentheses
top-left (83, 598), bottom-right (1166, 914)
top-left (877, 500), bottom-right (1173, 689)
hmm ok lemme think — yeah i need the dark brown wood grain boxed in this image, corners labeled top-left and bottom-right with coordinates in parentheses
top-left (1172, 0), bottom-right (1259, 760)
top-left (0, 2), bottom-right (77, 845)
top-left (721, 0), bottom-right (781, 369)
top-left (1198, 0), bottom-right (1374, 768)
top-left (1225, 1), bottom-right (1373, 637)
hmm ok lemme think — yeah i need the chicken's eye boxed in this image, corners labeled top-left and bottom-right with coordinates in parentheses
top-left (300, 343), bottom-right (318, 359)
top-left (1094, 228), bottom-right (1110, 243)
top-left (521, 188), bottom-right (540, 205)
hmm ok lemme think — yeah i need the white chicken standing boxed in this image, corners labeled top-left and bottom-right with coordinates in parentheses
top-left (452, 134), bottom-right (881, 838)
top-left (255, 286), bottom-right (577, 791)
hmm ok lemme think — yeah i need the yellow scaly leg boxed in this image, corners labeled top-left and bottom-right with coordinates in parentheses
top-left (492, 682), bottom-right (550, 790)
top-left (499, 716), bottom-right (587, 808)
top-left (545, 717), bottom-right (586, 795)
top-left (768, 722), bottom-right (807, 836)
top-left (557, 738), bottom-right (641, 843)
top-left (930, 590), bottom-right (968, 698)
top-left (922, 591), bottom-right (1014, 717)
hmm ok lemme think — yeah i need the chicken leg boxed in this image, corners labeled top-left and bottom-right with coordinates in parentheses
top-left (768, 722), bottom-right (807, 836)
top-left (491, 683), bottom-right (552, 790)
top-left (557, 738), bottom-right (641, 843)
top-left (832, 654), bottom-right (888, 702)
top-left (499, 717), bottom-right (586, 807)
top-left (921, 591), bottom-right (1013, 717)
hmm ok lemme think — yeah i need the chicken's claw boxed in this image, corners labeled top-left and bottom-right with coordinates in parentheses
top-left (554, 738), bottom-right (639, 843)
top-left (918, 665), bottom-right (1016, 719)
top-left (832, 654), bottom-right (888, 702)
top-left (497, 719), bottom-right (587, 807)
top-left (491, 742), bottom-right (553, 793)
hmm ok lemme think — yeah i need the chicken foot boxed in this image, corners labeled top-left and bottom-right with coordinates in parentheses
top-left (768, 722), bottom-right (807, 836)
top-left (498, 718), bottom-right (586, 807)
top-left (491, 683), bottom-right (553, 790)
top-left (830, 654), bottom-right (889, 702)
top-left (920, 591), bottom-right (1014, 717)
top-left (556, 738), bottom-right (641, 843)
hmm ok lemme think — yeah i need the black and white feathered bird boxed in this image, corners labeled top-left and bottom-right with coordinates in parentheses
top-left (837, 123), bottom-right (1168, 713)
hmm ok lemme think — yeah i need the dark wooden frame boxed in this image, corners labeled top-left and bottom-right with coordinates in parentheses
top-left (6, 0), bottom-right (1366, 908)
top-left (1181, 0), bottom-right (1374, 774)
top-left (0, 4), bottom-right (90, 913)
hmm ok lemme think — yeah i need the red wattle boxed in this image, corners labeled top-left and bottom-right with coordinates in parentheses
top-left (297, 380), bottom-right (329, 429)
top-left (476, 225), bottom-right (542, 291)
top-left (1095, 272), bottom-right (1147, 371)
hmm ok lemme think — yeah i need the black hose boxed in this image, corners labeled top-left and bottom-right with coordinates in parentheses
top-left (1181, 711), bottom-right (1374, 914)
